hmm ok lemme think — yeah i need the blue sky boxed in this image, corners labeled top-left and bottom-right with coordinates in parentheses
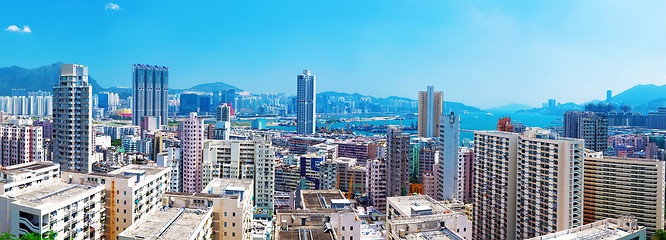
top-left (2, 0), bottom-right (666, 108)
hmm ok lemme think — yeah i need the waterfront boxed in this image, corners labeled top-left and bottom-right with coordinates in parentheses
top-left (265, 111), bottom-right (561, 140)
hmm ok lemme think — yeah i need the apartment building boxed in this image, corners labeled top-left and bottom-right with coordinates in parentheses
top-left (156, 147), bottom-right (182, 192)
top-left (0, 118), bottom-right (44, 166)
top-left (0, 162), bottom-right (105, 240)
top-left (64, 164), bottom-right (170, 240)
top-left (165, 178), bottom-right (254, 240)
top-left (584, 155), bottom-right (664, 236)
top-left (366, 158), bottom-right (388, 213)
top-left (528, 216), bottom-right (646, 240)
top-left (386, 195), bottom-right (471, 240)
top-left (202, 138), bottom-right (275, 209)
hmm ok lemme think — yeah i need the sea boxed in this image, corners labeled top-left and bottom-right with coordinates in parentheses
top-left (265, 111), bottom-right (561, 142)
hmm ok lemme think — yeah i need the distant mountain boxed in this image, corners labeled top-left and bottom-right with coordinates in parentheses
top-left (485, 103), bottom-right (534, 113)
top-left (0, 63), bottom-right (106, 95)
top-left (318, 91), bottom-right (484, 112)
top-left (170, 82), bottom-right (242, 94)
top-left (610, 84), bottom-right (666, 106)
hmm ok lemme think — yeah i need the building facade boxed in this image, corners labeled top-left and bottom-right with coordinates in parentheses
top-left (296, 69), bottom-right (316, 135)
top-left (0, 119), bottom-right (44, 166)
top-left (180, 112), bottom-right (205, 193)
top-left (417, 85), bottom-right (443, 138)
top-left (439, 112), bottom-right (460, 200)
top-left (52, 64), bottom-right (94, 172)
top-left (387, 126), bottom-right (410, 197)
top-left (583, 155), bottom-right (664, 236)
top-left (563, 111), bottom-right (608, 152)
top-left (132, 64), bottom-right (168, 126)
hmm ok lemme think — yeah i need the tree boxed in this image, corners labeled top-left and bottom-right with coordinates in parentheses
top-left (0, 231), bottom-right (56, 240)
top-left (653, 229), bottom-right (666, 240)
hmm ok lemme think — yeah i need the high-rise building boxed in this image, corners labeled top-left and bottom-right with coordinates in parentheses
top-left (528, 217), bottom-right (646, 240)
top-left (180, 112), bottom-right (205, 193)
top-left (606, 90), bottom-right (612, 102)
top-left (366, 158), bottom-right (388, 213)
top-left (417, 86), bottom-right (443, 138)
top-left (456, 147), bottom-right (474, 203)
top-left (0, 118), bottom-right (44, 166)
top-left (132, 64), bottom-right (168, 126)
top-left (213, 103), bottom-right (231, 140)
top-left (296, 69), bottom-right (316, 135)
top-left (563, 111), bottom-right (609, 152)
top-left (387, 126), bottom-right (410, 197)
top-left (52, 64), bottom-right (94, 172)
top-left (201, 138), bottom-right (275, 209)
top-left (583, 155), bottom-right (664, 236)
top-left (473, 128), bottom-right (584, 240)
top-left (179, 93), bottom-right (200, 115)
top-left (438, 112), bottom-right (459, 200)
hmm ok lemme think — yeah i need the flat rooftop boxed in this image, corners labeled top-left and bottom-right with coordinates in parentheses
top-left (0, 161), bottom-right (58, 174)
top-left (9, 182), bottom-right (100, 208)
top-left (202, 178), bottom-right (252, 196)
top-left (403, 230), bottom-right (458, 240)
top-left (300, 190), bottom-right (346, 210)
top-left (277, 227), bottom-right (335, 240)
top-left (119, 208), bottom-right (210, 240)
top-left (528, 218), bottom-right (645, 240)
top-left (387, 195), bottom-right (452, 217)
top-left (65, 164), bottom-right (169, 179)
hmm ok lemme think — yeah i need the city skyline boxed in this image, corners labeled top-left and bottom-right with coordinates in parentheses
top-left (4, 1), bottom-right (666, 108)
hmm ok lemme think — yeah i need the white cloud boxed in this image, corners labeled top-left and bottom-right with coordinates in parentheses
top-left (105, 3), bottom-right (120, 10)
top-left (5, 25), bottom-right (20, 32)
top-left (5, 25), bottom-right (31, 33)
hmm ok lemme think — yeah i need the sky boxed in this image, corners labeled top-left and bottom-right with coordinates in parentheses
top-left (2, 1), bottom-right (666, 108)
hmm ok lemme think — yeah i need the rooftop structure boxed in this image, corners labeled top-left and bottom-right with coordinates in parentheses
top-left (528, 216), bottom-right (646, 240)
top-left (386, 195), bottom-right (470, 240)
top-left (118, 207), bottom-right (213, 240)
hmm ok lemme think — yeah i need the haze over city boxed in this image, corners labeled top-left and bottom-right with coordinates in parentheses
top-left (4, 1), bottom-right (666, 108)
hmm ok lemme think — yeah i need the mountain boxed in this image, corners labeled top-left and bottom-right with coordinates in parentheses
top-left (610, 84), bottom-right (666, 106)
top-left (485, 103), bottom-right (534, 112)
top-left (170, 82), bottom-right (242, 94)
top-left (0, 63), bottom-right (106, 95)
top-left (318, 91), bottom-right (484, 112)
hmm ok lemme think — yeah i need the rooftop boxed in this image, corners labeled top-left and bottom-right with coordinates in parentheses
top-left (387, 195), bottom-right (453, 217)
top-left (119, 208), bottom-right (211, 240)
top-left (0, 161), bottom-right (58, 175)
top-left (9, 181), bottom-right (100, 208)
top-left (277, 227), bottom-right (335, 240)
top-left (75, 164), bottom-right (168, 179)
top-left (528, 217), bottom-right (645, 240)
top-left (202, 178), bottom-right (252, 199)
top-left (300, 190), bottom-right (346, 210)
top-left (403, 230), bottom-right (460, 240)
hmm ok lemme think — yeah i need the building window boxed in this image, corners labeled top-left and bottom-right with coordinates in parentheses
top-left (224, 222), bottom-right (227, 227)
top-left (224, 212), bottom-right (227, 216)
top-left (342, 226), bottom-right (345, 231)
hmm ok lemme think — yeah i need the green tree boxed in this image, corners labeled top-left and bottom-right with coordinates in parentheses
top-left (653, 229), bottom-right (666, 240)
top-left (0, 231), bottom-right (56, 240)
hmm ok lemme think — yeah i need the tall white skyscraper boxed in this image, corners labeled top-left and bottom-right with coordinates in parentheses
top-left (438, 111), bottom-right (459, 200)
top-left (296, 69), bottom-right (316, 135)
top-left (52, 64), bottom-right (94, 172)
top-left (213, 103), bottom-right (231, 140)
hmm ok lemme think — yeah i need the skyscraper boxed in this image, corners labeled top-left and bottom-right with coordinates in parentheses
top-left (52, 64), bottom-right (94, 172)
top-left (473, 128), bottom-right (584, 240)
top-left (132, 64), bottom-right (168, 126)
top-left (438, 111), bottom-right (459, 200)
top-left (179, 112), bottom-right (205, 193)
top-left (417, 86), bottom-right (443, 138)
top-left (296, 69), bottom-right (316, 135)
top-left (387, 126), bottom-right (410, 197)
top-left (563, 111), bottom-right (609, 152)
top-left (213, 103), bottom-right (231, 140)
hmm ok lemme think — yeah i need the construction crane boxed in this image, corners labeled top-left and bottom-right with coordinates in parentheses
top-left (345, 172), bottom-right (354, 199)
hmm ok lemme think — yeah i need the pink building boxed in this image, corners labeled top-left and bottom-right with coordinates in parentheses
top-left (608, 134), bottom-right (648, 153)
top-left (422, 169), bottom-right (438, 199)
top-left (179, 112), bottom-right (205, 193)
top-left (0, 119), bottom-right (44, 166)
top-left (457, 147), bottom-right (474, 203)
top-left (33, 119), bottom-right (52, 139)
top-left (366, 158), bottom-right (387, 213)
